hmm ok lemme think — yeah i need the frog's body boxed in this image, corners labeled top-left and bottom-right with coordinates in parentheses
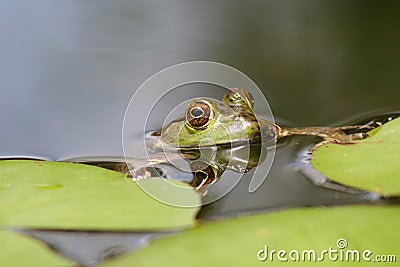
top-left (158, 88), bottom-right (368, 150)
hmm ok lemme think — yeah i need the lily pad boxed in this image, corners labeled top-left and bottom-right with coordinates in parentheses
top-left (0, 230), bottom-right (73, 266)
top-left (101, 205), bottom-right (400, 267)
top-left (0, 160), bottom-right (200, 230)
top-left (311, 118), bottom-right (400, 196)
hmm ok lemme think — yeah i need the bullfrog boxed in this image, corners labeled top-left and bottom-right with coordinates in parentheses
top-left (126, 88), bottom-right (370, 190)
top-left (158, 88), bottom-right (369, 149)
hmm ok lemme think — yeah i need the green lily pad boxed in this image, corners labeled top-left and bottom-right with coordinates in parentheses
top-left (311, 118), bottom-right (400, 196)
top-left (101, 205), bottom-right (400, 267)
top-left (0, 230), bottom-right (73, 266)
top-left (0, 160), bottom-right (200, 230)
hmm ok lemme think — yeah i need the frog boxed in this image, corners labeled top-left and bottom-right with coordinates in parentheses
top-left (158, 88), bottom-right (369, 149)
top-left (140, 88), bottom-right (370, 190)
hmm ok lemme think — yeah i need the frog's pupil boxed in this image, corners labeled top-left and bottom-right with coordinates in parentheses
top-left (191, 107), bottom-right (203, 118)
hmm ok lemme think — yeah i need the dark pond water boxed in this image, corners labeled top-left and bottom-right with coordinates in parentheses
top-left (1, 0), bottom-right (400, 266)
top-left (1, 0), bottom-right (400, 159)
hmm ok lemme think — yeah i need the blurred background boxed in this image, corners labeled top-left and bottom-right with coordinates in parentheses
top-left (1, 0), bottom-right (399, 160)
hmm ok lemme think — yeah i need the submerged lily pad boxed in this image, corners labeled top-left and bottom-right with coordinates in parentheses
top-left (0, 160), bottom-right (200, 230)
top-left (0, 230), bottom-right (73, 266)
top-left (311, 118), bottom-right (400, 196)
top-left (101, 205), bottom-right (400, 267)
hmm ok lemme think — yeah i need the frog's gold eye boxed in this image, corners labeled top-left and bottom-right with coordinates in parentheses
top-left (185, 100), bottom-right (214, 129)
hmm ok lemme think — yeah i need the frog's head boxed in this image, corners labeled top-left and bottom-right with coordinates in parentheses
top-left (159, 89), bottom-right (262, 148)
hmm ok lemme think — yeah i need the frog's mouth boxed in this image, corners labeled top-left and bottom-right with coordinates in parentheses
top-left (150, 130), bottom-right (262, 151)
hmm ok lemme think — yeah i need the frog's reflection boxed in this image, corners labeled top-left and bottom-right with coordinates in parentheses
top-left (184, 141), bottom-right (266, 190)
top-left (126, 141), bottom-right (267, 191)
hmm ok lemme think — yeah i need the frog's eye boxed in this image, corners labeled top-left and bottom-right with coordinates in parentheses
top-left (185, 100), bottom-right (214, 129)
